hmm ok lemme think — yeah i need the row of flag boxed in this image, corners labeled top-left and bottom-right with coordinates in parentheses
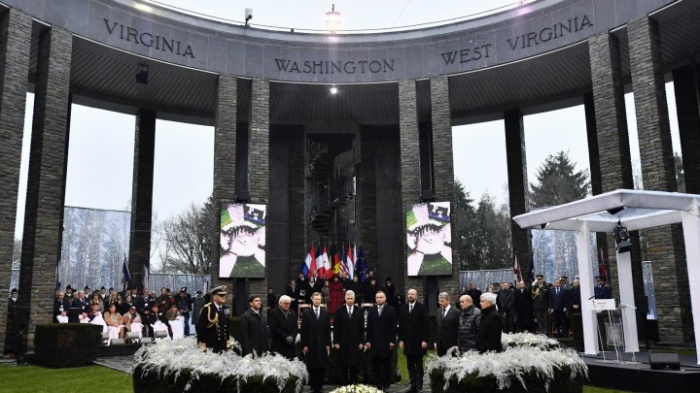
top-left (513, 246), bottom-right (610, 285)
top-left (301, 243), bottom-right (369, 281)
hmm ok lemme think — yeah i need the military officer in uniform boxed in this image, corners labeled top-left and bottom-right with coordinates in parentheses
top-left (531, 274), bottom-right (550, 335)
top-left (196, 285), bottom-right (230, 353)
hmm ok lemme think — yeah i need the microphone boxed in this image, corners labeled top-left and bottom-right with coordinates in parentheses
top-left (587, 295), bottom-right (597, 300)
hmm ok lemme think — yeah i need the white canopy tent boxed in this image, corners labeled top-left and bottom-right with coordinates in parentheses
top-left (513, 189), bottom-right (700, 364)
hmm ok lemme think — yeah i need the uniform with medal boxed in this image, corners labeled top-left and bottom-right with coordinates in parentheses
top-left (196, 286), bottom-right (231, 353)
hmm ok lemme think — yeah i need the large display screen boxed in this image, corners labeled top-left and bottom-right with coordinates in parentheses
top-left (219, 203), bottom-right (266, 278)
top-left (406, 202), bottom-right (452, 276)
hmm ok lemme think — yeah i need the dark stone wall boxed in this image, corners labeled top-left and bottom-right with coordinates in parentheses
top-left (430, 76), bottom-right (459, 297)
top-left (360, 128), bottom-right (378, 275)
top-left (267, 126), bottom-right (291, 297)
top-left (628, 16), bottom-right (690, 343)
top-left (673, 66), bottom-right (700, 195)
top-left (211, 75), bottom-right (237, 300)
top-left (504, 109), bottom-right (531, 273)
top-left (399, 80), bottom-right (423, 298)
top-left (373, 127), bottom-right (404, 292)
top-left (248, 78), bottom-right (270, 307)
top-left (0, 8), bottom-right (31, 354)
top-left (288, 126), bottom-right (305, 287)
top-left (128, 109), bottom-right (156, 290)
top-left (18, 26), bottom-right (72, 348)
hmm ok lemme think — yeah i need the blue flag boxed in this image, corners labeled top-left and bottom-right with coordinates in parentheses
top-left (528, 253), bottom-right (535, 284)
top-left (355, 246), bottom-right (368, 282)
top-left (121, 254), bottom-right (131, 291)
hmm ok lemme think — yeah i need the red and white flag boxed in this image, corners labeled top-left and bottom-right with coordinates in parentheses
top-left (513, 251), bottom-right (522, 284)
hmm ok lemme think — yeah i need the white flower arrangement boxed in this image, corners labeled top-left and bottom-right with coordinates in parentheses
top-left (133, 337), bottom-right (308, 393)
top-left (330, 384), bottom-right (383, 393)
top-left (502, 332), bottom-right (560, 351)
top-left (426, 346), bottom-right (587, 392)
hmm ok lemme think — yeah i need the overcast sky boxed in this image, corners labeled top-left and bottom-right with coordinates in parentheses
top-left (13, 0), bottom-right (682, 240)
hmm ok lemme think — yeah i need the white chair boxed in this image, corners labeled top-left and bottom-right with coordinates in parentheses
top-left (170, 317), bottom-right (185, 340)
top-left (130, 322), bottom-right (144, 339)
top-left (152, 321), bottom-right (170, 341)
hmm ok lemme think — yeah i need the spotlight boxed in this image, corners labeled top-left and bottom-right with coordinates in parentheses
top-left (330, 87), bottom-right (338, 94)
top-left (613, 221), bottom-right (632, 253)
top-left (135, 63), bottom-right (149, 85)
top-left (245, 8), bottom-right (253, 28)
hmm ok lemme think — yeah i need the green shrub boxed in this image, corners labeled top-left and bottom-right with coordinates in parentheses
top-left (133, 364), bottom-right (301, 393)
top-left (34, 323), bottom-right (103, 368)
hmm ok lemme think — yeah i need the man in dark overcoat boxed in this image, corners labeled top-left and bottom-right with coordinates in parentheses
top-left (366, 291), bottom-right (397, 392)
top-left (398, 288), bottom-right (429, 393)
top-left (514, 281), bottom-right (534, 332)
top-left (240, 294), bottom-right (269, 357)
top-left (301, 292), bottom-right (331, 393)
top-left (435, 292), bottom-right (460, 356)
top-left (268, 295), bottom-right (298, 359)
top-left (196, 286), bottom-right (230, 353)
top-left (333, 290), bottom-right (364, 386)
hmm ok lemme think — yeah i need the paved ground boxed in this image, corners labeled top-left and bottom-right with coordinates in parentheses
top-left (94, 354), bottom-right (432, 392)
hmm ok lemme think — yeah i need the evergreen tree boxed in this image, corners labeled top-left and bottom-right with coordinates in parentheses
top-left (530, 151), bottom-right (590, 280)
top-left (452, 179), bottom-right (477, 270)
top-left (530, 151), bottom-right (589, 208)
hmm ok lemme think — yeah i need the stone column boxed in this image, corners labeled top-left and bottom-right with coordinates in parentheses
top-left (128, 109), bottom-right (156, 291)
top-left (212, 75), bottom-right (237, 298)
top-left (628, 16), bottom-right (690, 343)
top-left (248, 78), bottom-right (269, 306)
top-left (504, 109), bottom-right (531, 272)
top-left (0, 8), bottom-right (31, 354)
top-left (399, 80), bottom-right (423, 296)
top-left (589, 31), bottom-right (648, 339)
top-left (288, 127), bottom-right (305, 282)
top-left (672, 65), bottom-right (700, 195)
top-left (430, 76), bottom-right (459, 296)
top-left (18, 26), bottom-right (72, 348)
top-left (360, 128), bottom-right (378, 274)
top-left (588, 32), bottom-right (634, 293)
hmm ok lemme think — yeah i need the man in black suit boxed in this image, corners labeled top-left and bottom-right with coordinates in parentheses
top-left (301, 292), bottom-right (331, 393)
top-left (240, 294), bottom-right (269, 357)
top-left (268, 295), bottom-right (298, 360)
top-left (196, 286), bottom-right (230, 353)
top-left (398, 288), bottom-right (429, 393)
top-left (333, 290), bottom-right (364, 386)
top-left (53, 291), bottom-right (70, 323)
top-left (466, 282), bottom-right (483, 310)
top-left (70, 290), bottom-right (90, 323)
top-left (548, 278), bottom-right (568, 337)
top-left (435, 292), bottom-right (460, 356)
top-left (366, 291), bottom-right (397, 392)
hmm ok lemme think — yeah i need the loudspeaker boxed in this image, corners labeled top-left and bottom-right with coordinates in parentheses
top-left (237, 190), bottom-right (250, 202)
top-left (649, 353), bottom-right (681, 370)
top-left (420, 189), bottom-right (435, 202)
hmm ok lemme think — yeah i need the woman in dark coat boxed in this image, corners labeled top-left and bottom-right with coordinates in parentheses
top-left (476, 293), bottom-right (503, 353)
top-left (329, 275), bottom-right (344, 315)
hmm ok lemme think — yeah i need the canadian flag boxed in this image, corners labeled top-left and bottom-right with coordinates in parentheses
top-left (322, 246), bottom-right (332, 280)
